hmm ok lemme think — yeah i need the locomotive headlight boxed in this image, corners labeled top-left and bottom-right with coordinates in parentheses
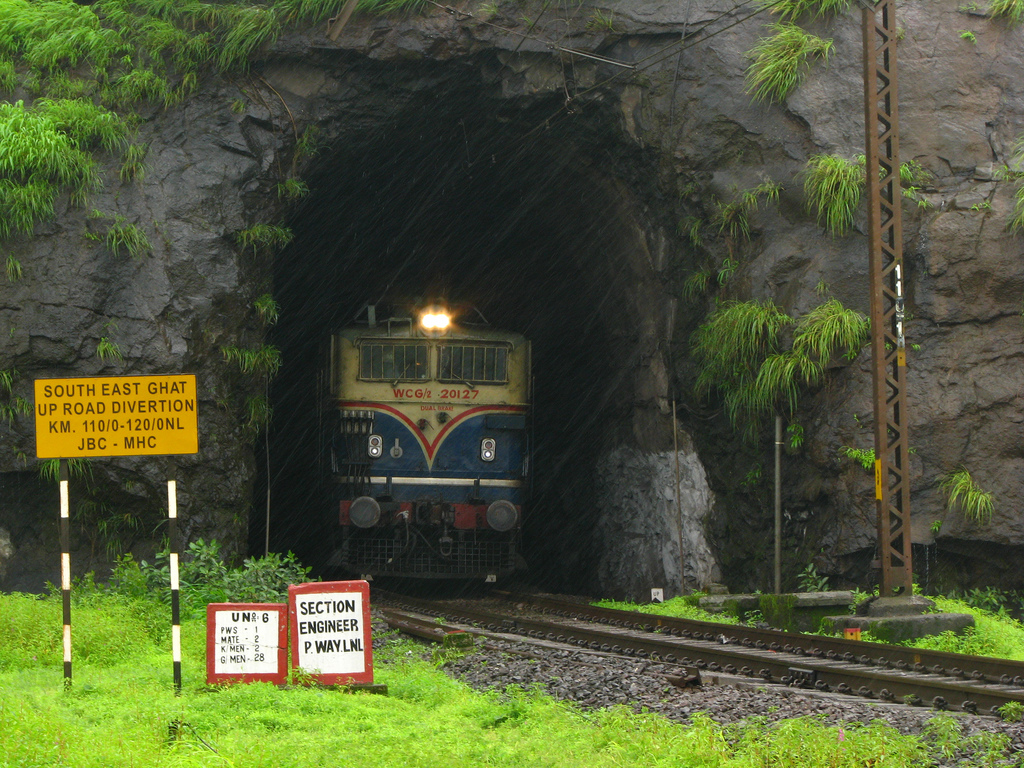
top-left (486, 500), bottom-right (518, 532)
top-left (419, 310), bottom-right (451, 331)
top-left (480, 437), bottom-right (496, 462)
top-left (367, 434), bottom-right (383, 458)
top-left (350, 496), bottom-right (381, 528)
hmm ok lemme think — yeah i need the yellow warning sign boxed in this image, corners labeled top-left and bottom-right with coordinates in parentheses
top-left (34, 375), bottom-right (198, 458)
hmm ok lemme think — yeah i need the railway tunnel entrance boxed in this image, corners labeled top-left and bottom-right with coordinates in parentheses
top-left (257, 62), bottom-right (714, 596)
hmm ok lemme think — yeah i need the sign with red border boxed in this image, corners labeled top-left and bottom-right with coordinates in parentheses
top-left (288, 581), bottom-right (373, 685)
top-left (206, 603), bottom-right (287, 685)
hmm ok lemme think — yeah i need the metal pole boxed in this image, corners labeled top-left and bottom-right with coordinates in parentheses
top-left (168, 478), bottom-right (181, 694)
top-left (59, 460), bottom-right (71, 689)
top-left (862, 0), bottom-right (913, 595)
top-left (774, 415), bottom-right (782, 595)
top-left (672, 401), bottom-right (684, 596)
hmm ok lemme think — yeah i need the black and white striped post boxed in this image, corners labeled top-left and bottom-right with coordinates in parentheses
top-left (168, 478), bottom-right (181, 694)
top-left (59, 460), bottom-right (72, 689)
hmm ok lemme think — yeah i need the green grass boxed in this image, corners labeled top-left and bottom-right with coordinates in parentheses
top-left (0, 366), bottom-right (30, 423)
top-left (96, 336), bottom-right (124, 363)
top-left (792, 299), bottom-right (870, 362)
top-left (101, 214), bottom-right (151, 258)
top-left (0, 99), bottom-right (123, 238)
top-left (222, 344), bottom-right (282, 377)
top-left (990, 0), bottom-right (1024, 24)
top-left (803, 154), bottom-right (863, 235)
top-left (904, 595), bottom-right (1024, 660)
top-left (594, 595), bottom-right (741, 624)
top-left (692, 300), bottom-right (792, 432)
top-left (253, 293), bottom-right (280, 325)
top-left (691, 298), bottom-right (868, 437)
top-left (761, 0), bottom-right (851, 21)
top-left (236, 223), bottom-right (295, 253)
top-left (839, 445), bottom-right (875, 471)
top-left (745, 23), bottom-right (833, 103)
top-left (940, 467), bottom-right (994, 524)
top-left (5, 252), bottom-right (21, 280)
top-left (1006, 137), bottom-right (1024, 232)
top-left (0, 588), bottom-right (946, 768)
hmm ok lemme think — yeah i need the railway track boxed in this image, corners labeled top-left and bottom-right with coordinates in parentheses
top-left (377, 590), bottom-right (1024, 715)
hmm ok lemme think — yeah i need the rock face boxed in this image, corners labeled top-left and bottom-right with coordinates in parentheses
top-left (1, 0), bottom-right (1023, 597)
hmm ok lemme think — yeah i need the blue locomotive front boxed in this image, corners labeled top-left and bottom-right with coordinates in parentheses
top-left (325, 309), bottom-right (530, 579)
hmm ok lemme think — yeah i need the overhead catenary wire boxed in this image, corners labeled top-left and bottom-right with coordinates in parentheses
top-left (423, 0), bottom-right (794, 157)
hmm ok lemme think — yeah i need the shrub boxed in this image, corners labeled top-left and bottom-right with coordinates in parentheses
top-left (0, 100), bottom-right (103, 236)
top-left (745, 23), bottom-right (833, 103)
top-left (104, 215), bottom-right (150, 258)
top-left (254, 293), bottom-right (280, 324)
top-left (990, 0), bottom-right (1024, 24)
top-left (110, 538), bottom-right (312, 620)
top-left (692, 298), bottom-right (869, 437)
top-left (803, 154), bottom-right (863, 235)
top-left (792, 298), bottom-right (870, 361)
top-left (762, 0), bottom-right (851, 21)
top-left (940, 467), bottom-right (994, 524)
top-left (223, 344), bottom-right (282, 377)
top-left (840, 445), bottom-right (875, 471)
top-left (1006, 137), bottom-right (1024, 232)
top-left (34, 98), bottom-right (129, 152)
top-left (236, 223), bottom-right (295, 252)
top-left (692, 300), bottom-right (792, 434)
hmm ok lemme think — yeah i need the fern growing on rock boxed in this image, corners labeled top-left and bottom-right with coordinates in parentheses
top-left (940, 468), bottom-right (994, 525)
top-left (692, 298), bottom-right (869, 438)
top-left (745, 23), bottom-right (833, 103)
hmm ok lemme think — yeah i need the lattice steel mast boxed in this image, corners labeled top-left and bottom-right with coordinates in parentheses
top-left (860, 0), bottom-right (913, 595)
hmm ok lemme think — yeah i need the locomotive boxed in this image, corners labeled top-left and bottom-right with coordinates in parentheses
top-left (323, 306), bottom-right (530, 580)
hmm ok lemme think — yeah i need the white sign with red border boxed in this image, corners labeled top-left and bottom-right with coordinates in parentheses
top-left (288, 581), bottom-right (373, 685)
top-left (205, 602), bottom-right (287, 685)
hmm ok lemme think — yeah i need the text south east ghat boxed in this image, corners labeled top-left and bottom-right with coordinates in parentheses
top-left (40, 380), bottom-right (192, 398)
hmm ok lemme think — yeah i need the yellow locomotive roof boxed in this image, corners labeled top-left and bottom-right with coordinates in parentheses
top-left (333, 323), bottom-right (527, 346)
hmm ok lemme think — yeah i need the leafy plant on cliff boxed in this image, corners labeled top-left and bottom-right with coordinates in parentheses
top-left (236, 223), bottom-right (294, 253)
top-left (839, 445), bottom-right (875, 471)
top-left (253, 293), bottom-right (280, 325)
top-left (37, 457), bottom-right (93, 484)
top-left (0, 367), bottom-right (30, 424)
top-left (792, 298), bottom-right (870, 362)
top-left (712, 180), bottom-right (782, 242)
top-left (989, 0), bottom-right (1024, 24)
top-left (104, 215), bottom-right (150, 258)
top-left (940, 467), bottom-right (994, 525)
top-left (1003, 137), bottom-right (1024, 232)
top-left (692, 298), bottom-right (869, 438)
top-left (803, 154), bottom-right (863, 235)
top-left (745, 23), bottom-right (833, 103)
top-left (119, 142), bottom-right (147, 182)
top-left (222, 344), bottom-right (282, 377)
top-left (761, 0), bottom-right (851, 21)
top-left (0, 100), bottom-right (107, 237)
top-left (5, 253), bottom-right (21, 281)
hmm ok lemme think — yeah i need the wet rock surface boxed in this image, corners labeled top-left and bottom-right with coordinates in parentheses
top-left (2, 1), bottom-right (1024, 596)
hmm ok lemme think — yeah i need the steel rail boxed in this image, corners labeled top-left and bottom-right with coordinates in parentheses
top-left (378, 592), bottom-right (1024, 713)
top-left (494, 591), bottom-right (1024, 685)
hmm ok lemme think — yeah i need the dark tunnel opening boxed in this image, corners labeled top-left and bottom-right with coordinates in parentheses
top-left (254, 80), bottom-right (664, 593)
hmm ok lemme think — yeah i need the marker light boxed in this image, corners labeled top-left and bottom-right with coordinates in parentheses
top-left (350, 496), bottom-right (381, 528)
top-left (486, 500), bottom-right (518, 532)
top-left (367, 434), bottom-right (383, 458)
top-left (480, 437), bottom-right (496, 462)
top-left (420, 311), bottom-right (451, 331)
